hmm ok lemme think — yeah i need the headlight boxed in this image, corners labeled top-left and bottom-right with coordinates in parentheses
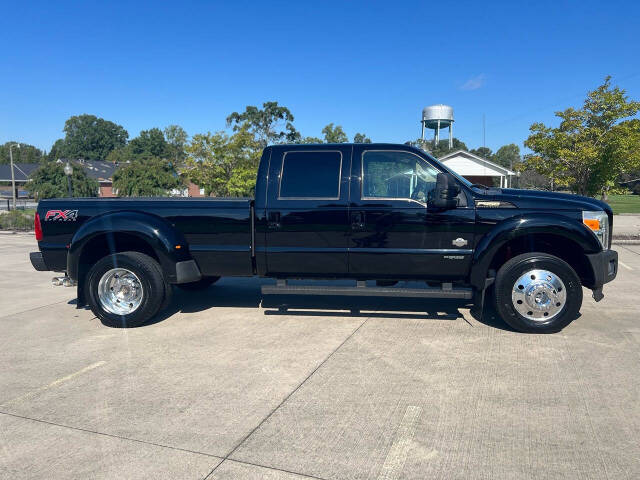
top-left (583, 210), bottom-right (609, 250)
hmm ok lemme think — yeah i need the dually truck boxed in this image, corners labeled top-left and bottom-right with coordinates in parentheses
top-left (30, 143), bottom-right (618, 333)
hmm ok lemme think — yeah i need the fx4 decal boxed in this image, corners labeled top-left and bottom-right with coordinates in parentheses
top-left (45, 209), bottom-right (78, 221)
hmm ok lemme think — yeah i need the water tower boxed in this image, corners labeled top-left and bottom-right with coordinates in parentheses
top-left (421, 104), bottom-right (454, 148)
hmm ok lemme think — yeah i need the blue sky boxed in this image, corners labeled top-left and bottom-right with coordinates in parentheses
top-left (1, 0), bottom-right (639, 153)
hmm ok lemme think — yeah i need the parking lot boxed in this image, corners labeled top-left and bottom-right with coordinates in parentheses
top-left (1, 232), bottom-right (639, 480)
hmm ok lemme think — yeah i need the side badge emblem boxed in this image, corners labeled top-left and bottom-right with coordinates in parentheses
top-left (452, 237), bottom-right (468, 247)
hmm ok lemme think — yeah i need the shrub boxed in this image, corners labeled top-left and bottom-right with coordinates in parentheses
top-left (0, 209), bottom-right (35, 231)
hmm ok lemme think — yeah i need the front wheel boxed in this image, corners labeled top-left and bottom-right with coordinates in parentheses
top-left (86, 252), bottom-right (165, 328)
top-left (494, 252), bottom-right (583, 333)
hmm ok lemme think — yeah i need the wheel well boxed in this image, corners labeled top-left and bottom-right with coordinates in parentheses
top-left (76, 233), bottom-right (161, 305)
top-left (488, 234), bottom-right (595, 288)
top-left (78, 233), bottom-right (160, 267)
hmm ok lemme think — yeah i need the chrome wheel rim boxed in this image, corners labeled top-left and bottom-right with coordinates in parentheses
top-left (97, 268), bottom-right (143, 315)
top-left (511, 269), bottom-right (566, 322)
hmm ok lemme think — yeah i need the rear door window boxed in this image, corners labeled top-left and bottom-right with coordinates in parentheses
top-left (279, 151), bottom-right (342, 199)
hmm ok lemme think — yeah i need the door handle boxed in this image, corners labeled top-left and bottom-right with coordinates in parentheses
top-left (351, 212), bottom-right (365, 230)
top-left (268, 211), bottom-right (281, 229)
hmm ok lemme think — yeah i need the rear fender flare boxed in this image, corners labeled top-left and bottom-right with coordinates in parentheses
top-left (67, 211), bottom-right (191, 282)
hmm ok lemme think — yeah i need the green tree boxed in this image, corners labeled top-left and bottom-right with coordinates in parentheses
top-left (493, 144), bottom-right (521, 169)
top-left (113, 157), bottom-right (183, 197)
top-left (26, 162), bottom-right (99, 199)
top-left (47, 139), bottom-right (66, 161)
top-left (0, 142), bottom-right (45, 164)
top-left (470, 147), bottom-right (494, 160)
top-left (524, 77), bottom-right (640, 197)
top-left (353, 133), bottom-right (372, 143)
top-left (415, 137), bottom-right (468, 158)
top-left (295, 136), bottom-right (323, 144)
top-left (129, 128), bottom-right (169, 158)
top-left (185, 126), bottom-right (261, 197)
top-left (226, 101), bottom-right (299, 147)
top-left (164, 125), bottom-right (188, 163)
top-left (60, 114), bottom-right (128, 160)
top-left (322, 123), bottom-right (348, 143)
top-left (105, 146), bottom-right (131, 164)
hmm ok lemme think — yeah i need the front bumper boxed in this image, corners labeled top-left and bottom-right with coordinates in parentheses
top-left (586, 249), bottom-right (618, 301)
top-left (30, 252), bottom-right (48, 271)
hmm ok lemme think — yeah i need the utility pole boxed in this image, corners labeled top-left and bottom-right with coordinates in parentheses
top-left (9, 143), bottom-right (20, 210)
top-left (482, 114), bottom-right (486, 149)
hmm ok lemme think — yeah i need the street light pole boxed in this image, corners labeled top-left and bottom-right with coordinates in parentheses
top-left (64, 162), bottom-right (73, 197)
top-left (9, 143), bottom-right (20, 210)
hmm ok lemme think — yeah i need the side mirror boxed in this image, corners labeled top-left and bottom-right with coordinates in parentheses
top-left (430, 173), bottom-right (460, 209)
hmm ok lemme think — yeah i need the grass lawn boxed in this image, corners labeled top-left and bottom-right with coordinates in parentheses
top-left (606, 195), bottom-right (640, 214)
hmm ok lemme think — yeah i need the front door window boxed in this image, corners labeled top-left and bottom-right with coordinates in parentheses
top-left (362, 150), bottom-right (439, 203)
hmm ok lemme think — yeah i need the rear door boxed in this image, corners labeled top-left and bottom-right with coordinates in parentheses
top-left (263, 145), bottom-right (352, 277)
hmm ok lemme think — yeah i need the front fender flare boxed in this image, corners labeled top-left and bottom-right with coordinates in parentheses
top-left (67, 211), bottom-right (192, 282)
top-left (470, 213), bottom-right (602, 290)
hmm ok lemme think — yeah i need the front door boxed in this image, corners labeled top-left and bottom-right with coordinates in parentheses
top-left (348, 145), bottom-right (475, 280)
top-left (264, 145), bottom-right (352, 277)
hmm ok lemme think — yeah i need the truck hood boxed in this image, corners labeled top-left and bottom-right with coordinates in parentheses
top-left (476, 187), bottom-right (612, 214)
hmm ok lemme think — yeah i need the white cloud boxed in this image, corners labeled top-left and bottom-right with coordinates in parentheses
top-left (460, 74), bottom-right (486, 91)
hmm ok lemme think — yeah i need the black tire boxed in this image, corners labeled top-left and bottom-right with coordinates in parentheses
top-left (175, 276), bottom-right (220, 291)
top-left (494, 252), bottom-right (582, 333)
top-left (86, 252), bottom-right (165, 328)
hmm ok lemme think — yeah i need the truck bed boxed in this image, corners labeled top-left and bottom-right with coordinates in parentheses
top-left (37, 197), bottom-right (254, 276)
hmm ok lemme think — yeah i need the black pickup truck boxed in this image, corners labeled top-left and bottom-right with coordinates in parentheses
top-left (30, 143), bottom-right (618, 333)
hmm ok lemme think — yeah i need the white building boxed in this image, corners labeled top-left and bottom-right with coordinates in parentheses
top-left (439, 150), bottom-right (516, 188)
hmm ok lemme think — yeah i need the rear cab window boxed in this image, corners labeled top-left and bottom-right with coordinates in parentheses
top-left (278, 151), bottom-right (342, 199)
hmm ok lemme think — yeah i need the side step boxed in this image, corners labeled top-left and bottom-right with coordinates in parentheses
top-left (261, 280), bottom-right (472, 300)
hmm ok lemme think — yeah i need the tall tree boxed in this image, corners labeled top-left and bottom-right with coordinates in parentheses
top-left (47, 139), bottom-right (66, 161)
top-left (524, 76), bottom-right (640, 196)
top-left (0, 142), bottom-right (45, 164)
top-left (470, 147), bottom-right (494, 160)
top-left (26, 162), bottom-right (99, 199)
top-left (60, 114), bottom-right (128, 160)
top-left (185, 126), bottom-right (261, 197)
top-left (226, 101), bottom-right (299, 147)
top-left (129, 128), bottom-right (169, 158)
top-left (113, 157), bottom-right (183, 196)
top-left (415, 137), bottom-right (468, 158)
top-left (353, 133), bottom-right (372, 143)
top-left (164, 125), bottom-right (188, 163)
top-left (295, 136), bottom-right (323, 144)
top-left (493, 144), bottom-right (521, 169)
top-left (322, 123), bottom-right (348, 143)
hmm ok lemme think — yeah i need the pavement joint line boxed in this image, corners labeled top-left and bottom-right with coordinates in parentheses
top-left (209, 458), bottom-right (329, 480)
top-left (0, 298), bottom-right (71, 322)
top-left (203, 315), bottom-right (371, 479)
top-left (0, 361), bottom-right (107, 407)
top-left (0, 410), bottom-right (225, 460)
top-left (618, 244), bottom-right (640, 256)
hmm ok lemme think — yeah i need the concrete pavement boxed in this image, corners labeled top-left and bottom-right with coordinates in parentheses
top-left (1, 233), bottom-right (639, 479)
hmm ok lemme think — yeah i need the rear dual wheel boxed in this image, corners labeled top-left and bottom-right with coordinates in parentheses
top-left (86, 252), bottom-right (169, 328)
top-left (494, 252), bottom-right (582, 333)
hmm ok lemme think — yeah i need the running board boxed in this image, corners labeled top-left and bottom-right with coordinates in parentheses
top-left (261, 281), bottom-right (472, 299)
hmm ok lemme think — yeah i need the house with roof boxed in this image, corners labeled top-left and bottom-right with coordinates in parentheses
top-left (1, 160), bottom-right (204, 199)
top-left (438, 150), bottom-right (517, 188)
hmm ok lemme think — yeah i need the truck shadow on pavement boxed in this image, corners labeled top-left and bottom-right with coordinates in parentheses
top-left (138, 277), bottom-right (515, 331)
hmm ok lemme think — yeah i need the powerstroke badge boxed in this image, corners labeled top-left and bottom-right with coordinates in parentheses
top-left (45, 209), bottom-right (78, 221)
